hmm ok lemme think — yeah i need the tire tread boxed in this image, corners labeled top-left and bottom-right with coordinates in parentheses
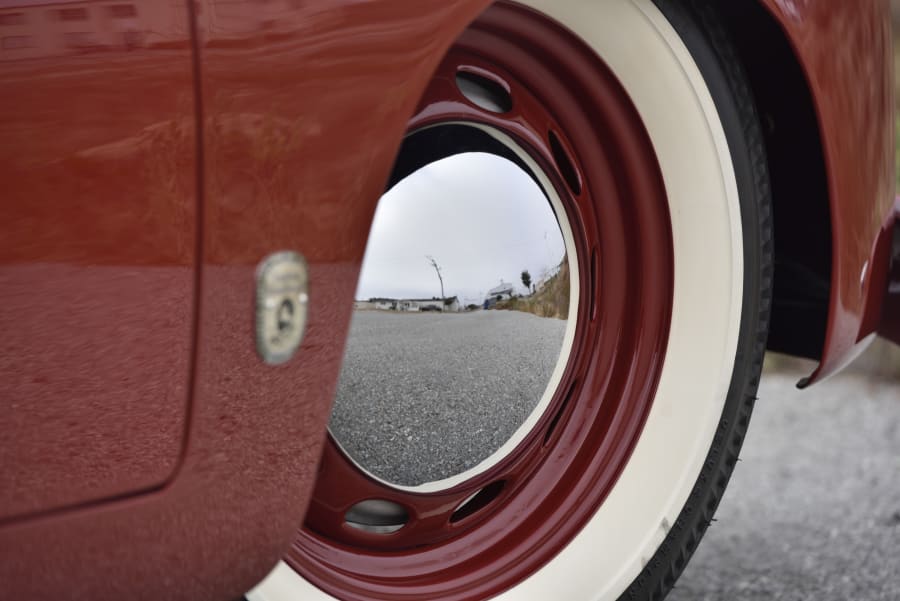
top-left (621, 0), bottom-right (774, 598)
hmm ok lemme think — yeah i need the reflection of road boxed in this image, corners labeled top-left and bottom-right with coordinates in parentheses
top-left (670, 368), bottom-right (900, 601)
top-left (329, 310), bottom-right (566, 486)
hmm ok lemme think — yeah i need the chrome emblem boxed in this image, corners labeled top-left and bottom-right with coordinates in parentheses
top-left (256, 251), bottom-right (309, 365)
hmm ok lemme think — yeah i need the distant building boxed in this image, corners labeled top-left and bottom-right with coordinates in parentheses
top-left (371, 298), bottom-right (397, 311)
top-left (397, 299), bottom-right (422, 312)
top-left (357, 296), bottom-right (460, 312)
top-left (487, 280), bottom-right (514, 303)
top-left (354, 298), bottom-right (396, 310)
top-left (399, 296), bottom-right (460, 312)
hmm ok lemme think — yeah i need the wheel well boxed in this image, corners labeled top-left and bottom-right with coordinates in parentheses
top-left (718, 0), bottom-right (832, 360)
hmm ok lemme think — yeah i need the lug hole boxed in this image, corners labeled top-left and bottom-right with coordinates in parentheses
top-left (456, 69), bottom-right (513, 113)
top-left (345, 499), bottom-right (409, 534)
top-left (450, 481), bottom-right (506, 524)
top-left (549, 130), bottom-right (582, 196)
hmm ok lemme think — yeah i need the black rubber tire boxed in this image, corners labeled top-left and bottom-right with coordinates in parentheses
top-left (620, 1), bottom-right (774, 599)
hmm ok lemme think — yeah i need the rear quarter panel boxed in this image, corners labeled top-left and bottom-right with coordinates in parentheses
top-left (758, 0), bottom-right (895, 383)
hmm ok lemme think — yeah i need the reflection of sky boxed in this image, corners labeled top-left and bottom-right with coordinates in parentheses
top-left (356, 153), bottom-right (566, 304)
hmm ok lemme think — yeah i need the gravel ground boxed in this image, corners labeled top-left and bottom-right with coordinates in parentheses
top-left (328, 310), bottom-right (566, 486)
top-left (670, 367), bottom-right (900, 601)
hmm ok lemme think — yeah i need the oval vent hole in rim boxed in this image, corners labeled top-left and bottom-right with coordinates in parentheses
top-left (548, 130), bottom-right (582, 196)
top-left (456, 70), bottom-right (513, 114)
top-left (450, 480), bottom-right (506, 523)
top-left (345, 499), bottom-right (409, 534)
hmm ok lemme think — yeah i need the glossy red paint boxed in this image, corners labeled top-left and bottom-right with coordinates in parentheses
top-left (1, 0), bottom-right (896, 598)
top-left (0, 1), bottom-right (489, 600)
top-left (291, 4), bottom-right (673, 598)
top-left (878, 197), bottom-right (900, 345)
top-left (757, 0), bottom-right (895, 383)
top-left (0, 1), bottom-right (196, 521)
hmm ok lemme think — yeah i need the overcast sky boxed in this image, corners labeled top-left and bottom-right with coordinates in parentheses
top-left (356, 152), bottom-right (566, 305)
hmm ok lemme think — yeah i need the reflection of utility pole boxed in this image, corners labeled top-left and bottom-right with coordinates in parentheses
top-left (426, 255), bottom-right (445, 299)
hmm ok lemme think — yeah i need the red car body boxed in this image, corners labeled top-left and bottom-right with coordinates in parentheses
top-left (0, 1), bottom-right (897, 600)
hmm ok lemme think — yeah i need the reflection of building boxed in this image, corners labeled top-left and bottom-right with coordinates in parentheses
top-left (0, 0), bottom-right (309, 60)
top-left (0, 0), bottom-right (191, 59)
top-left (399, 297), bottom-right (460, 312)
top-left (196, 0), bottom-right (308, 43)
top-left (357, 298), bottom-right (397, 311)
top-left (373, 298), bottom-right (396, 311)
top-left (355, 296), bottom-right (461, 313)
top-left (486, 280), bottom-right (514, 303)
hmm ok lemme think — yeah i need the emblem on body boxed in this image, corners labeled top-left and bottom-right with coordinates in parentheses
top-left (256, 251), bottom-right (309, 365)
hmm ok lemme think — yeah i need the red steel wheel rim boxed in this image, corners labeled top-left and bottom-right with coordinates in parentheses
top-left (290, 3), bottom-right (674, 599)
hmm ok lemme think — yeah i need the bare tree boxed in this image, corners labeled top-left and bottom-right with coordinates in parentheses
top-left (426, 255), bottom-right (445, 299)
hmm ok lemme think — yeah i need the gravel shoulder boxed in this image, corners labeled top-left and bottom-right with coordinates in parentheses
top-left (669, 368), bottom-right (900, 601)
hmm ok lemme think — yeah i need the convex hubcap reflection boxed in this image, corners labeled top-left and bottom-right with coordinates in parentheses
top-left (330, 149), bottom-right (578, 493)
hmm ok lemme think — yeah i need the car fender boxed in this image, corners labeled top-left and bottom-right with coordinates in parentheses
top-left (757, 0), bottom-right (895, 384)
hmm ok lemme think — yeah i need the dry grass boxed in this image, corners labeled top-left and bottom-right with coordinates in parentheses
top-left (494, 260), bottom-right (570, 320)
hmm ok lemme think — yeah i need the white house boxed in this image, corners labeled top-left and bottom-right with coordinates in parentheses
top-left (373, 298), bottom-right (396, 311)
top-left (443, 296), bottom-right (461, 312)
top-left (487, 281), bottom-right (515, 302)
top-left (358, 296), bottom-right (461, 312)
top-left (396, 296), bottom-right (460, 312)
